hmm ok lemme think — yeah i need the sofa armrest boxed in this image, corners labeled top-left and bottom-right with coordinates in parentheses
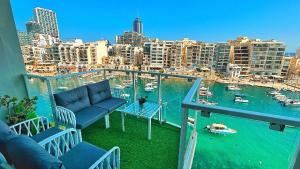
top-left (9, 116), bottom-right (50, 137)
top-left (39, 128), bottom-right (80, 158)
top-left (88, 146), bottom-right (120, 169)
top-left (54, 106), bottom-right (77, 129)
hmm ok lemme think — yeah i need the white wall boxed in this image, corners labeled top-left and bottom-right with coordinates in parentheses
top-left (0, 0), bottom-right (28, 120)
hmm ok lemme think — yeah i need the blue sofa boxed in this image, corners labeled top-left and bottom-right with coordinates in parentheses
top-left (53, 80), bottom-right (127, 139)
top-left (0, 121), bottom-right (120, 169)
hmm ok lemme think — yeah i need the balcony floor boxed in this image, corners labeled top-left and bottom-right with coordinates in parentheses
top-left (82, 111), bottom-right (180, 169)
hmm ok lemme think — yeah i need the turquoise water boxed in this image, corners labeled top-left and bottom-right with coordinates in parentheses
top-left (27, 76), bottom-right (300, 169)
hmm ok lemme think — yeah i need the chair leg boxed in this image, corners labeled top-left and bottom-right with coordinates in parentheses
top-left (121, 112), bottom-right (125, 132)
top-left (105, 114), bottom-right (110, 129)
top-left (77, 129), bottom-right (82, 142)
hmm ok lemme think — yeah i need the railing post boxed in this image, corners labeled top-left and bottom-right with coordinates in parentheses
top-left (22, 74), bottom-right (30, 97)
top-left (291, 139), bottom-right (300, 169)
top-left (157, 74), bottom-right (162, 104)
top-left (178, 107), bottom-right (188, 169)
top-left (132, 72), bottom-right (136, 103)
top-left (45, 78), bottom-right (56, 116)
top-left (103, 69), bottom-right (107, 80)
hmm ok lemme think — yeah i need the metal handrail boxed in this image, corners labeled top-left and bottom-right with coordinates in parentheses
top-left (182, 102), bottom-right (300, 128)
top-left (24, 68), bottom-right (198, 81)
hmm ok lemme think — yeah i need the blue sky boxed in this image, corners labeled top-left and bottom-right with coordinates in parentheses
top-left (10, 0), bottom-right (300, 52)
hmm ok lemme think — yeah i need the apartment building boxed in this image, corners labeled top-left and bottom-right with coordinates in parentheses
top-left (281, 56), bottom-right (292, 77)
top-left (199, 43), bottom-right (215, 69)
top-left (229, 37), bottom-right (251, 75)
top-left (186, 42), bottom-right (201, 68)
top-left (213, 43), bottom-right (231, 72)
top-left (115, 31), bottom-right (148, 47)
top-left (249, 40), bottom-right (285, 76)
top-left (17, 31), bottom-right (32, 46)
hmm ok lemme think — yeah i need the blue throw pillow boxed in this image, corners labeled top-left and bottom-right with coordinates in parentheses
top-left (5, 135), bottom-right (64, 169)
top-left (54, 86), bottom-right (91, 113)
top-left (87, 80), bottom-right (112, 105)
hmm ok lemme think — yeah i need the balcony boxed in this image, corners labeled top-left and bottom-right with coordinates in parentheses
top-left (22, 69), bottom-right (300, 169)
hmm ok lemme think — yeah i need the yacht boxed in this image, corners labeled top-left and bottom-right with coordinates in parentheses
top-left (227, 85), bottom-right (241, 91)
top-left (234, 96), bottom-right (249, 103)
top-left (205, 123), bottom-right (237, 135)
top-left (284, 100), bottom-right (300, 107)
top-left (145, 83), bottom-right (154, 92)
top-left (273, 94), bottom-right (287, 102)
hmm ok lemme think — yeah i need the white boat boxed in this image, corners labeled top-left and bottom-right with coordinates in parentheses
top-left (227, 85), bottom-right (241, 91)
top-left (83, 81), bottom-right (96, 85)
top-left (145, 83), bottom-right (154, 92)
top-left (198, 99), bottom-right (218, 105)
top-left (120, 93), bottom-right (130, 98)
top-left (199, 86), bottom-right (213, 96)
top-left (205, 123), bottom-right (237, 135)
top-left (151, 81), bottom-right (158, 88)
top-left (234, 97), bottom-right (249, 103)
top-left (273, 94), bottom-right (287, 102)
top-left (123, 80), bottom-right (132, 87)
top-left (114, 85), bottom-right (125, 90)
top-left (284, 100), bottom-right (300, 107)
top-left (267, 90), bottom-right (281, 96)
top-left (57, 86), bottom-right (69, 90)
top-left (199, 86), bottom-right (208, 91)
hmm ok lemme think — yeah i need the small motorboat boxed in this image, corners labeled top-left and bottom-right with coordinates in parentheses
top-left (57, 86), bottom-right (69, 90)
top-left (199, 90), bottom-right (213, 96)
top-left (83, 81), bottom-right (96, 85)
top-left (284, 100), bottom-right (300, 107)
top-left (266, 90), bottom-right (281, 96)
top-left (123, 80), bottom-right (132, 88)
top-left (199, 86), bottom-right (208, 91)
top-left (114, 85), bottom-right (125, 90)
top-left (227, 85), bottom-right (241, 91)
top-left (205, 123), bottom-right (237, 135)
top-left (273, 94), bottom-right (287, 102)
top-left (198, 99), bottom-right (218, 105)
top-left (235, 93), bottom-right (246, 97)
top-left (234, 96), bottom-right (249, 103)
top-left (145, 83), bottom-right (154, 92)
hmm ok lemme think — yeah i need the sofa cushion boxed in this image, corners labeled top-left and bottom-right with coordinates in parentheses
top-left (75, 107), bottom-right (108, 129)
top-left (5, 135), bottom-right (63, 169)
top-left (93, 97), bottom-right (127, 111)
top-left (87, 80), bottom-right (112, 105)
top-left (54, 86), bottom-right (91, 113)
top-left (31, 127), bottom-right (62, 143)
top-left (59, 142), bottom-right (106, 169)
top-left (0, 121), bottom-right (17, 163)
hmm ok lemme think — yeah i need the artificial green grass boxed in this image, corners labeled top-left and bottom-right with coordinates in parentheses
top-left (82, 112), bottom-right (180, 169)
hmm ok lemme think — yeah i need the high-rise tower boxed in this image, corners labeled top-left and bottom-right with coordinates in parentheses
top-left (133, 17), bottom-right (143, 34)
top-left (34, 7), bottom-right (59, 38)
